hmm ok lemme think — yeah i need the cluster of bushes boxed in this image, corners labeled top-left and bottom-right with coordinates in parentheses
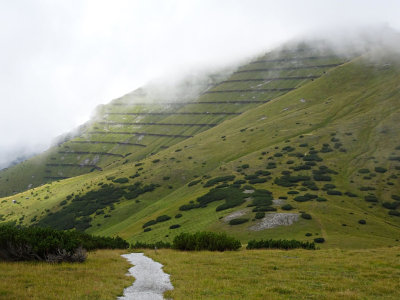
top-left (229, 218), bottom-right (249, 225)
top-left (0, 225), bottom-right (128, 262)
top-left (142, 215), bottom-right (172, 229)
top-left (130, 241), bottom-right (171, 249)
top-left (294, 193), bottom-right (318, 202)
top-left (38, 182), bottom-right (159, 231)
top-left (172, 232), bottom-right (241, 251)
top-left (180, 186), bottom-right (246, 212)
top-left (247, 189), bottom-right (274, 212)
top-left (274, 174), bottom-right (310, 187)
top-left (203, 176), bottom-right (235, 187)
top-left (247, 239), bottom-right (316, 250)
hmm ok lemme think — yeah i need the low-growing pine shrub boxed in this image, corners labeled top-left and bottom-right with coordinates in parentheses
top-left (229, 218), bottom-right (249, 225)
top-left (247, 239), bottom-right (315, 250)
top-left (314, 237), bottom-right (325, 243)
top-left (173, 232), bottom-right (241, 251)
top-left (0, 225), bottom-right (128, 262)
top-left (255, 212), bottom-right (265, 219)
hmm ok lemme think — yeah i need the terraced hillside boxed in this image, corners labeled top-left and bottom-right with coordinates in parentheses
top-left (1, 43), bottom-right (399, 249)
top-left (0, 43), bottom-right (347, 197)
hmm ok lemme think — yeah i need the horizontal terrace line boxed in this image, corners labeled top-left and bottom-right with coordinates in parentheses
top-left (218, 76), bottom-right (319, 83)
top-left (58, 151), bottom-right (124, 158)
top-left (45, 163), bottom-right (102, 171)
top-left (249, 55), bottom-right (338, 63)
top-left (88, 131), bottom-right (193, 138)
top-left (70, 141), bottom-right (146, 147)
top-left (106, 112), bottom-right (241, 115)
top-left (98, 121), bottom-right (217, 127)
top-left (203, 88), bottom-right (295, 94)
top-left (111, 100), bottom-right (271, 106)
top-left (234, 63), bottom-right (342, 73)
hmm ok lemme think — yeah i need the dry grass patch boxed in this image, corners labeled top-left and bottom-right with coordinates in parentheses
top-left (0, 249), bottom-right (133, 300)
top-left (145, 247), bottom-right (400, 299)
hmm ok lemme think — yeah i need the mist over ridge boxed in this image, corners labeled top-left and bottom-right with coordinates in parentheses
top-left (1, 0), bottom-right (400, 168)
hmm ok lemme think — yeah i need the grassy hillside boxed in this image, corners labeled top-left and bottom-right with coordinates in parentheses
top-left (0, 44), bottom-right (346, 197)
top-left (0, 44), bottom-right (399, 249)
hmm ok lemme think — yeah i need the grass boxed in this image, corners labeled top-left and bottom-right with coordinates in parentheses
top-left (0, 47), bottom-right (399, 250)
top-left (0, 249), bottom-right (133, 300)
top-left (145, 247), bottom-right (400, 299)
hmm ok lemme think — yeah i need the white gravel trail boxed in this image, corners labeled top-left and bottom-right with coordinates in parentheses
top-left (118, 253), bottom-right (173, 300)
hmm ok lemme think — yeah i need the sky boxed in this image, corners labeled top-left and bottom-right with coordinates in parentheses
top-left (0, 0), bottom-right (400, 168)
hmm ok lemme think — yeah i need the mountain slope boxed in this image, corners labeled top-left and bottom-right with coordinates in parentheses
top-left (0, 44), bottom-right (347, 197)
top-left (0, 45), bottom-right (399, 249)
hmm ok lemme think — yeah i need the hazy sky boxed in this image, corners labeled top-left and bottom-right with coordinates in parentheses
top-left (0, 0), bottom-right (400, 167)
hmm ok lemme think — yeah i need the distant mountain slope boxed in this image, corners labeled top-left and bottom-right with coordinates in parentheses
top-left (0, 43), bottom-right (347, 197)
top-left (1, 43), bottom-right (399, 249)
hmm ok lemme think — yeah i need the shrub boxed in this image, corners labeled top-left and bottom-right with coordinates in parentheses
top-left (287, 191), bottom-right (299, 195)
top-left (305, 233), bottom-right (312, 237)
top-left (188, 179), bottom-right (201, 187)
top-left (327, 190), bottom-right (342, 195)
top-left (169, 224), bottom-right (181, 229)
top-left (358, 169), bottom-right (370, 174)
top-left (173, 232), bottom-right (241, 251)
top-left (316, 197), bottom-right (327, 202)
top-left (255, 212), bottom-right (265, 219)
top-left (314, 237), bottom-right (325, 243)
top-left (156, 215), bottom-right (171, 223)
top-left (0, 225), bottom-right (128, 262)
top-left (143, 228), bottom-right (152, 232)
top-left (281, 204), bottom-right (294, 210)
top-left (344, 192), bottom-right (358, 197)
top-left (203, 175), bottom-right (235, 187)
top-left (388, 210), bottom-right (400, 216)
top-left (358, 219), bottom-right (366, 225)
top-left (131, 241), bottom-right (171, 249)
top-left (392, 195), bottom-right (400, 201)
top-left (247, 239), bottom-right (315, 250)
top-left (175, 213), bottom-right (183, 218)
top-left (301, 213), bottom-right (312, 220)
top-left (142, 220), bottom-right (157, 228)
top-left (113, 177), bottom-right (129, 184)
top-left (294, 193), bottom-right (317, 202)
top-left (229, 218), bottom-right (249, 225)
top-left (365, 195), bottom-right (378, 202)
top-left (374, 167), bottom-right (387, 173)
top-left (249, 178), bottom-right (267, 184)
top-left (152, 159), bottom-right (160, 163)
top-left (233, 179), bottom-right (246, 185)
top-left (382, 202), bottom-right (400, 210)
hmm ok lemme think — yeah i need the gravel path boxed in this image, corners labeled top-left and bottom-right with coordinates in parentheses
top-left (118, 253), bottom-right (173, 300)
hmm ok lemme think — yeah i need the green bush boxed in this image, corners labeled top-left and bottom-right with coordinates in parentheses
top-left (358, 169), bottom-right (370, 174)
top-left (281, 204), bottom-right (294, 210)
top-left (131, 241), bottom-right (171, 249)
top-left (327, 190), bottom-right (342, 195)
top-left (374, 167), bottom-right (387, 173)
top-left (314, 237), bottom-right (325, 243)
top-left (175, 213), bottom-right (183, 218)
top-left (301, 213), bottom-right (312, 220)
top-left (255, 212), bottom-right (265, 219)
top-left (188, 179), bottom-right (201, 187)
top-left (142, 220), bottom-right (157, 228)
top-left (229, 218), bottom-right (249, 225)
top-left (388, 210), bottom-right (400, 217)
top-left (156, 215), bottom-right (171, 223)
top-left (0, 225), bottom-right (128, 262)
top-left (173, 232), bottom-right (241, 251)
top-left (358, 219), bottom-right (366, 225)
top-left (365, 195), bottom-right (378, 202)
top-left (203, 175), bottom-right (235, 187)
top-left (169, 224), bottom-right (181, 229)
top-left (112, 177), bottom-right (129, 184)
top-left (247, 239), bottom-right (315, 250)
